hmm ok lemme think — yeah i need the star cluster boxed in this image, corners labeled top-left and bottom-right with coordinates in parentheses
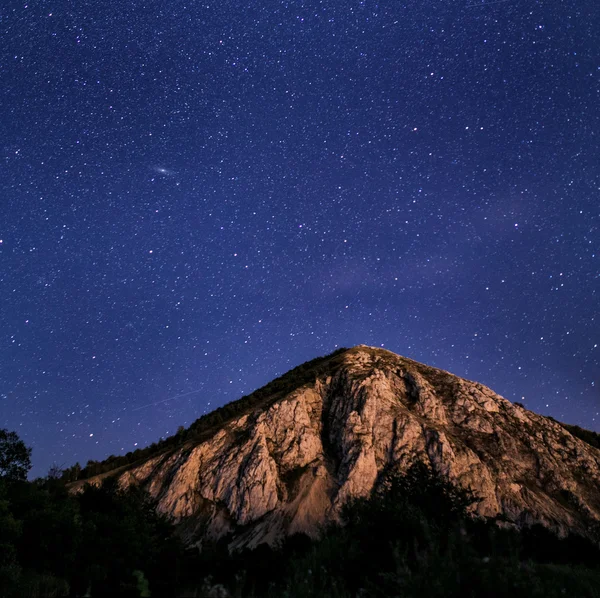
top-left (1, 0), bottom-right (598, 476)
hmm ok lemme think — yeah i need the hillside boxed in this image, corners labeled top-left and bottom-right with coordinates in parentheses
top-left (69, 345), bottom-right (600, 549)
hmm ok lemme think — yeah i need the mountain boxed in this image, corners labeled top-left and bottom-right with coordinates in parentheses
top-left (70, 345), bottom-right (600, 549)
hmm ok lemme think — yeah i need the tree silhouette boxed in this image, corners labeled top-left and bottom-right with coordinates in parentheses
top-left (0, 429), bottom-right (32, 481)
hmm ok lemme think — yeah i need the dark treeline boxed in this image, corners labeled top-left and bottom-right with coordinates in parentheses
top-left (1, 473), bottom-right (183, 597)
top-left (193, 462), bottom-right (600, 598)
top-left (61, 348), bottom-right (349, 483)
top-left (551, 419), bottom-right (600, 451)
top-left (0, 429), bottom-right (182, 597)
top-left (3, 425), bottom-right (600, 597)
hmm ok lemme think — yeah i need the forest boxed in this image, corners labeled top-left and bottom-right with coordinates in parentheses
top-left (2, 428), bottom-right (600, 597)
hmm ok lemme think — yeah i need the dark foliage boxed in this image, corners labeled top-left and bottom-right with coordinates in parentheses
top-left (72, 478), bottom-right (183, 596)
top-left (62, 348), bottom-right (348, 482)
top-left (0, 475), bottom-right (185, 597)
top-left (558, 422), bottom-right (600, 450)
top-left (0, 430), bottom-right (185, 597)
top-left (0, 428), bottom-right (32, 481)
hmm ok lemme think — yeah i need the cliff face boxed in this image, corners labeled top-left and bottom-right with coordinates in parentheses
top-left (74, 346), bottom-right (600, 549)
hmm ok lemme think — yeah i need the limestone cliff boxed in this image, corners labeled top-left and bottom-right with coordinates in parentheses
top-left (72, 346), bottom-right (600, 549)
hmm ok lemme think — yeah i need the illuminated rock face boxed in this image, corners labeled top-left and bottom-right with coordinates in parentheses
top-left (77, 346), bottom-right (600, 549)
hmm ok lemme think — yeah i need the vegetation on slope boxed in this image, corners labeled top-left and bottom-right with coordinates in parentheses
top-left (61, 347), bottom-right (349, 482)
top-left (550, 419), bottom-right (600, 451)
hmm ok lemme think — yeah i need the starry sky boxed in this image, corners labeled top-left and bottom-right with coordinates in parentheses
top-left (1, 0), bottom-right (598, 477)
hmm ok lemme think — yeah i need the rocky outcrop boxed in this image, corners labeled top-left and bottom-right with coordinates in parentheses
top-left (73, 346), bottom-right (600, 548)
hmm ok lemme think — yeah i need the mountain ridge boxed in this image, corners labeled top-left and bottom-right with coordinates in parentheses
top-left (67, 345), bottom-right (600, 549)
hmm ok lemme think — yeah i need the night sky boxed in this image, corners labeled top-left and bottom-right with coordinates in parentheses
top-left (1, 0), bottom-right (598, 477)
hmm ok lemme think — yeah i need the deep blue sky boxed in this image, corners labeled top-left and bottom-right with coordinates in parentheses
top-left (1, 0), bottom-right (598, 477)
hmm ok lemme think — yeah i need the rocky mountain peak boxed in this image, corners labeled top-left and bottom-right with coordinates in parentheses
top-left (72, 345), bottom-right (600, 549)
